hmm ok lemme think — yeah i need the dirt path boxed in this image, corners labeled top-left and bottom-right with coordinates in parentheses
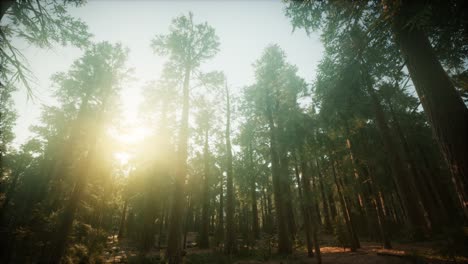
top-left (100, 237), bottom-right (465, 264)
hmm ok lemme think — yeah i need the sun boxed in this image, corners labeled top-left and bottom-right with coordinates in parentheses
top-left (112, 126), bottom-right (151, 144)
top-left (114, 152), bottom-right (131, 165)
top-left (109, 125), bottom-right (151, 166)
top-left (106, 83), bottom-right (153, 166)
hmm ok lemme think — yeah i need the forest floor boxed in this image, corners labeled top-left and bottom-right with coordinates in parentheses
top-left (101, 234), bottom-right (467, 264)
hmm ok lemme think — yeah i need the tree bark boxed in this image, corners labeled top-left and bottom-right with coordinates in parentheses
top-left (300, 151), bottom-right (321, 263)
top-left (316, 160), bottom-right (332, 233)
top-left (266, 106), bottom-right (292, 254)
top-left (294, 153), bottom-right (314, 257)
top-left (366, 84), bottom-right (428, 238)
top-left (393, 4), bottom-right (468, 220)
top-left (331, 157), bottom-right (359, 252)
top-left (364, 164), bottom-right (392, 249)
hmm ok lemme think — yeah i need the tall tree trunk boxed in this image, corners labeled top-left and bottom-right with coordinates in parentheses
top-left (316, 160), bottom-right (332, 233)
top-left (217, 172), bottom-right (224, 245)
top-left (388, 102), bottom-right (446, 231)
top-left (50, 140), bottom-right (97, 262)
top-left (294, 153), bottom-right (314, 257)
top-left (249, 142), bottom-right (260, 240)
top-left (118, 199), bottom-right (128, 239)
top-left (358, 129), bottom-right (392, 246)
top-left (310, 169), bottom-right (323, 228)
top-left (183, 195), bottom-right (192, 250)
top-left (166, 66), bottom-right (191, 263)
top-left (44, 92), bottom-right (92, 216)
top-left (364, 163), bottom-right (392, 249)
top-left (343, 133), bottom-right (368, 234)
top-left (417, 144), bottom-right (460, 221)
top-left (266, 107), bottom-right (292, 254)
top-left (366, 84), bottom-right (428, 238)
top-left (300, 151), bottom-right (321, 263)
top-left (158, 204), bottom-right (165, 249)
top-left (199, 128), bottom-right (210, 248)
top-left (261, 190), bottom-right (266, 232)
top-left (224, 83), bottom-right (236, 254)
top-left (341, 177), bottom-right (361, 249)
top-left (328, 185), bottom-right (337, 221)
top-left (331, 157), bottom-right (359, 252)
top-left (142, 197), bottom-right (157, 251)
top-left (279, 152), bottom-right (296, 239)
top-left (49, 91), bottom-right (105, 263)
top-left (393, 4), bottom-right (468, 220)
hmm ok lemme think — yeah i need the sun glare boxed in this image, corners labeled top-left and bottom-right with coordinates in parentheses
top-left (107, 85), bottom-right (153, 166)
top-left (109, 126), bottom-right (151, 166)
top-left (114, 152), bottom-right (130, 166)
top-left (112, 126), bottom-right (151, 144)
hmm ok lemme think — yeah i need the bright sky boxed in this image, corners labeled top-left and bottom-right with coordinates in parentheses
top-left (11, 1), bottom-right (324, 151)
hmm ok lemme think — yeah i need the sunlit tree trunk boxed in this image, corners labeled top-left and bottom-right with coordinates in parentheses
top-left (49, 89), bottom-right (105, 262)
top-left (50, 137), bottom-right (98, 262)
top-left (166, 66), bottom-right (191, 263)
top-left (199, 128), bottom-right (210, 248)
top-left (224, 83), bottom-right (236, 254)
top-left (216, 172), bottom-right (224, 245)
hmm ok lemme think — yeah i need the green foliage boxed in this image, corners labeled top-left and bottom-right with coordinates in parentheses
top-left (0, 84), bottom-right (17, 164)
top-left (1, 0), bottom-right (92, 96)
top-left (151, 12), bottom-right (219, 69)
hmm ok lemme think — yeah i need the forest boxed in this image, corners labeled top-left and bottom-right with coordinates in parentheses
top-left (0, 0), bottom-right (467, 263)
